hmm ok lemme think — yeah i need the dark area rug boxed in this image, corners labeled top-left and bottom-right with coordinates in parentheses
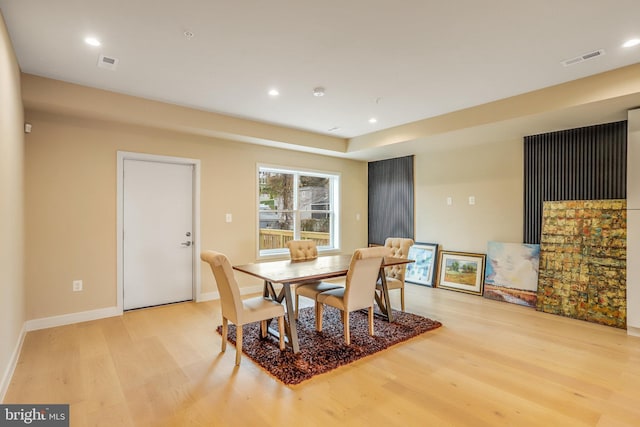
top-left (215, 306), bottom-right (442, 385)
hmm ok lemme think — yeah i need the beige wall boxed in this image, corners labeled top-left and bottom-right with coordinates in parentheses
top-left (627, 108), bottom-right (640, 334)
top-left (0, 11), bottom-right (25, 396)
top-left (16, 62), bottom-right (635, 329)
top-left (23, 110), bottom-right (368, 320)
top-left (415, 138), bottom-right (523, 253)
top-left (21, 73), bottom-right (527, 324)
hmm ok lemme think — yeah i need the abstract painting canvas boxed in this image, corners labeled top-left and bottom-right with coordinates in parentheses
top-left (484, 241), bottom-right (540, 308)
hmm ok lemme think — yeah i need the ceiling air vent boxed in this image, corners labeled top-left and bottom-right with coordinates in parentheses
top-left (561, 49), bottom-right (605, 67)
top-left (97, 54), bottom-right (119, 71)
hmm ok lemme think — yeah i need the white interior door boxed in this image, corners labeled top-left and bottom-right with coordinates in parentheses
top-left (123, 159), bottom-right (194, 310)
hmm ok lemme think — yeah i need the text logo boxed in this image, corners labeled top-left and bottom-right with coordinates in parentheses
top-left (0, 405), bottom-right (69, 426)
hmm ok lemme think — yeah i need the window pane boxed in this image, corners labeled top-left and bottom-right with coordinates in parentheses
top-left (299, 176), bottom-right (329, 209)
top-left (260, 171), bottom-right (293, 209)
top-left (259, 171), bottom-right (295, 251)
top-left (259, 210), bottom-right (294, 250)
top-left (300, 212), bottom-right (331, 234)
top-left (299, 175), bottom-right (330, 238)
top-left (258, 167), bottom-right (337, 255)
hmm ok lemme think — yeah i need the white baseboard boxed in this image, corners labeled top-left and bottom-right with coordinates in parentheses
top-left (0, 324), bottom-right (26, 403)
top-left (240, 285), bottom-right (264, 296)
top-left (24, 306), bottom-right (121, 332)
top-left (627, 326), bottom-right (640, 337)
top-left (197, 291), bottom-right (219, 302)
top-left (3, 288), bottom-right (268, 399)
top-left (25, 285), bottom-right (267, 330)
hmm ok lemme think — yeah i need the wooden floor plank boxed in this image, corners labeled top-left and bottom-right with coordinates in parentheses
top-left (5, 284), bottom-right (640, 426)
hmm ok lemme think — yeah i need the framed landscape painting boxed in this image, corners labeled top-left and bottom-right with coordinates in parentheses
top-left (405, 242), bottom-right (439, 287)
top-left (437, 250), bottom-right (486, 295)
top-left (483, 241), bottom-right (540, 308)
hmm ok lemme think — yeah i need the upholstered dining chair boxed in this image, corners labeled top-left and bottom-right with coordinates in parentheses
top-left (200, 250), bottom-right (285, 366)
top-left (315, 246), bottom-right (391, 345)
top-left (377, 237), bottom-right (414, 311)
top-left (287, 239), bottom-right (343, 319)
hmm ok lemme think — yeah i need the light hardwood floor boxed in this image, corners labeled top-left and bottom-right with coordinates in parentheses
top-left (5, 285), bottom-right (640, 426)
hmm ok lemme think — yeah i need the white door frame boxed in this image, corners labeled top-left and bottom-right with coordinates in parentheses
top-left (116, 151), bottom-right (201, 313)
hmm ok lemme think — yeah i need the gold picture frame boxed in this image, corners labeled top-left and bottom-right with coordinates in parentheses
top-left (437, 250), bottom-right (486, 295)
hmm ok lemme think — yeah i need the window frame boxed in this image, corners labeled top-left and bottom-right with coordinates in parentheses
top-left (257, 164), bottom-right (340, 258)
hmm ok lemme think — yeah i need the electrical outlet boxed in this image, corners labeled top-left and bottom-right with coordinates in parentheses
top-left (73, 280), bottom-right (83, 292)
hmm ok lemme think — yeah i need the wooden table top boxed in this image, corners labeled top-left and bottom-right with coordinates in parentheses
top-left (233, 254), bottom-right (412, 284)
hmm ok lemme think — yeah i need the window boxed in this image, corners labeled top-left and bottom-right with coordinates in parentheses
top-left (258, 165), bottom-right (340, 256)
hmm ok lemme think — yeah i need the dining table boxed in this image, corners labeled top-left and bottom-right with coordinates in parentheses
top-left (233, 254), bottom-right (413, 353)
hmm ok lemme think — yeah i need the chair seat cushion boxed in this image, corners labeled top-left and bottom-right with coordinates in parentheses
top-left (316, 287), bottom-right (347, 310)
top-left (241, 296), bottom-right (285, 324)
top-left (376, 276), bottom-right (403, 290)
top-left (296, 281), bottom-right (344, 299)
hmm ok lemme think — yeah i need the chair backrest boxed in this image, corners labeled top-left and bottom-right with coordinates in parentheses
top-left (344, 246), bottom-right (390, 311)
top-left (200, 250), bottom-right (243, 323)
top-left (286, 239), bottom-right (318, 261)
top-left (384, 237), bottom-right (414, 281)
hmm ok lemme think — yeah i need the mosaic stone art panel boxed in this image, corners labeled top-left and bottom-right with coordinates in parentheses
top-left (537, 200), bottom-right (626, 328)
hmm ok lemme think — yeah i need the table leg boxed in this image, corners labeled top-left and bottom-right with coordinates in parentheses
top-left (265, 280), bottom-right (278, 300)
top-left (375, 270), bottom-right (394, 322)
top-left (281, 283), bottom-right (300, 353)
top-left (264, 281), bottom-right (300, 353)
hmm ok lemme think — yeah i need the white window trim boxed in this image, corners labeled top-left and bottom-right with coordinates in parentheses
top-left (256, 163), bottom-right (340, 259)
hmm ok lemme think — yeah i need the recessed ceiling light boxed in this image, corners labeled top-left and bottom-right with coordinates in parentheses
top-left (313, 87), bottom-right (325, 97)
top-left (268, 89), bottom-right (279, 96)
top-left (623, 38), bottom-right (640, 48)
top-left (84, 37), bottom-right (101, 47)
top-left (368, 118), bottom-right (378, 124)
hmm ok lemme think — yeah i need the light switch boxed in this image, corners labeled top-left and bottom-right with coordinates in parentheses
top-left (446, 197), bottom-right (452, 206)
top-left (225, 213), bottom-right (232, 223)
top-left (469, 196), bottom-right (476, 205)
top-left (356, 213), bottom-right (361, 221)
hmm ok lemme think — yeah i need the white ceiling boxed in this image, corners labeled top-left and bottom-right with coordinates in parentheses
top-left (2, 0), bottom-right (640, 141)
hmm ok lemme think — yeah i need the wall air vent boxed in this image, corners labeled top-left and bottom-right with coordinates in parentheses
top-left (561, 49), bottom-right (605, 67)
top-left (97, 54), bottom-right (119, 71)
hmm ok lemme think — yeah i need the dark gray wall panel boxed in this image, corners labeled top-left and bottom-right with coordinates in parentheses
top-left (368, 155), bottom-right (414, 245)
top-left (523, 121), bottom-right (627, 243)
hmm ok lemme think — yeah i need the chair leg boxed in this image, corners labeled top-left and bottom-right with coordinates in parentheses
top-left (277, 316), bottom-right (285, 351)
top-left (295, 294), bottom-right (300, 319)
top-left (343, 310), bottom-right (350, 345)
top-left (400, 287), bottom-right (405, 311)
top-left (235, 324), bottom-right (243, 366)
top-left (221, 317), bottom-right (228, 352)
top-left (368, 306), bottom-right (374, 336)
top-left (316, 303), bottom-right (324, 331)
top-left (260, 320), bottom-right (267, 338)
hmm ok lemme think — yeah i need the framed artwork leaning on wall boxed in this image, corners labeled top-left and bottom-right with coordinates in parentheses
top-left (404, 242), bottom-right (439, 287)
top-left (437, 250), bottom-right (486, 295)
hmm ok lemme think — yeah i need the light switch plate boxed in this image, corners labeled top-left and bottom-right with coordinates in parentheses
top-left (225, 213), bottom-right (232, 223)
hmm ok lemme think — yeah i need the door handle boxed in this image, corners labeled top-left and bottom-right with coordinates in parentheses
top-left (181, 241), bottom-right (192, 247)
